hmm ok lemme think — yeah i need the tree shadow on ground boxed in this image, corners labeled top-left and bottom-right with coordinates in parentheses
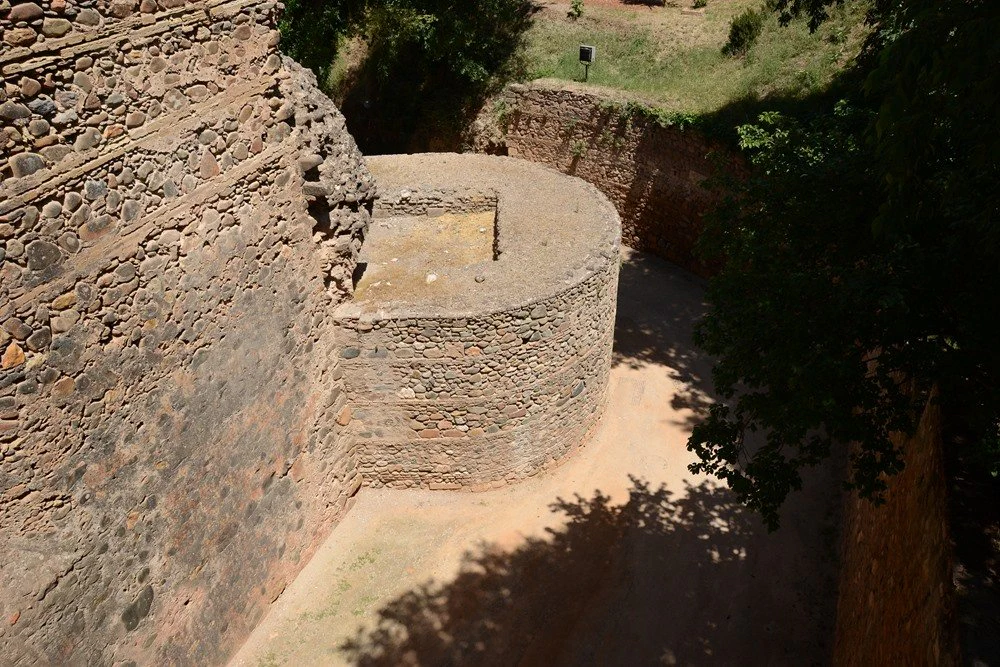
top-left (340, 477), bottom-right (834, 666)
top-left (613, 250), bottom-right (716, 428)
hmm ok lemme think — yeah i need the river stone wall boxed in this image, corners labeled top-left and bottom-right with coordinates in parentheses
top-left (340, 263), bottom-right (617, 490)
top-left (472, 80), bottom-right (743, 277)
top-left (0, 0), bottom-right (373, 663)
top-left (335, 154), bottom-right (621, 491)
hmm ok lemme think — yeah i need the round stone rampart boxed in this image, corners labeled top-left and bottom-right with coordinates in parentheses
top-left (335, 153), bottom-right (621, 489)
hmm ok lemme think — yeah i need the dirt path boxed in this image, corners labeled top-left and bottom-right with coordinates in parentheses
top-left (231, 248), bottom-right (840, 667)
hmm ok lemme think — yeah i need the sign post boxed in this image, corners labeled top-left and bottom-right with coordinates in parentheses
top-left (579, 45), bottom-right (596, 82)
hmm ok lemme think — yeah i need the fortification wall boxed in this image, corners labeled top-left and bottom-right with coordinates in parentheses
top-left (335, 154), bottom-right (621, 491)
top-left (0, 1), bottom-right (373, 663)
top-left (834, 394), bottom-right (960, 665)
top-left (340, 263), bottom-right (616, 490)
top-left (473, 81), bottom-right (741, 276)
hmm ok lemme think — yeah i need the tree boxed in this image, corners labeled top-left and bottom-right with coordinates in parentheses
top-left (279, 0), bottom-right (532, 92)
top-left (690, 0), bottom-right (1000, 528)
top-left (279, 0), bottom-right (367, 85)
top-left (279, 0), bottom-right (533, 151)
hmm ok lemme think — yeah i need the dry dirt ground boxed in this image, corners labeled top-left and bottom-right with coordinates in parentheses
top-left (541, 0), bottom-right (703, 11)
top-left (354, 212), bottom-right (496, 303)
top-left (230, 247), bottom-right (840, 667)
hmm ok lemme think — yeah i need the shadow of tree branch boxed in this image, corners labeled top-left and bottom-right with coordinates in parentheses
top-left (339, 476), bottom-right (831, 666)
top-left (613, 251), bottom-right (717, 430)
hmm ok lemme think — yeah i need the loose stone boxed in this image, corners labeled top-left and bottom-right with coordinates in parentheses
top-left (27, 96), bottom-right (57, 117)
top-left (84, 180), bottom-right (108, 200)
top-left (9, 2), bottom-right (43, 21)
top-left (75, 8), bottom-right (101, 25)
top-left (1, 343), bottom-right (26, 370)
top-left (125, 111), bottom-right (146, 128)
top-left (0, 102), bottom-right (31, 122)
top-left (25, 240), bottom-right (63, 272)
top-left (42, 201), bottom-right (63, 218)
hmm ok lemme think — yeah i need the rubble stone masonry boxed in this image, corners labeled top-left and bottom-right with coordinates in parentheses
top-left (0, 2), bottom-right (623, 660)
top-left (0, 0), bottom-right (375, 662)
top-left (834, 394), bottom-right (960, 665)
top-left (336, 154), bottom-right (620, 492)
top-left (475, 80), bottom-right (744, 277)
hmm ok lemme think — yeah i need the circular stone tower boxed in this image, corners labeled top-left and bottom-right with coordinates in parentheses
top-left (335, 153), bottom-right (620, 490)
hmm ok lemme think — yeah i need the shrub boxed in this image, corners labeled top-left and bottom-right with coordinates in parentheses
top-left (693, 0), bottom-right (707, 8)
top-left (722, 7), bottom-right (765, 57)
top-left (568, 0), bottom-right (584, 19)
top-left (492, 97), bottom-right (512, 132)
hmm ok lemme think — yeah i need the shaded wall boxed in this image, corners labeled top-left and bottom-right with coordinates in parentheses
top-left (0, 1), bottom-right (373, 663)
top-left (834, 395), bottom-right (960, 665)
top-left (474, 81), bottom-right (741, 277)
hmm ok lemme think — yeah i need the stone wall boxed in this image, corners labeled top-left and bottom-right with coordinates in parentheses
top-left (335, 154), bottom-right (621, 492)
top-left (834, 394), bottom-right (960, 665)
top-left (473, 80), bottom-right (742, 276)
top-left (339, 263), bottom-right (617, 491)
top-left (0, 1), bottom-right (374, 663)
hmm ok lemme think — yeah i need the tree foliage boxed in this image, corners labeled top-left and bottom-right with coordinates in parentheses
top-left (279, 0), bottom-right (366, 83)
top-left (279, 0), bottom-right (532, 91)
top-left (691, 0), bottom-right (1000, 528)
top-left (722, 7), bottom-right (765, 57)
top-left (279, 0), bottom-right (532, 151)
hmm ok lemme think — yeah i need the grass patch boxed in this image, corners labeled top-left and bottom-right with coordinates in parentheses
top-left (523, 0), bottom-right (867, 114)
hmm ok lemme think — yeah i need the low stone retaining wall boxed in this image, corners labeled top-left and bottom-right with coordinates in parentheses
top-left (342, 265), bottom-right (616, 489)
top-left (474, 80), bottom-right (742, 276)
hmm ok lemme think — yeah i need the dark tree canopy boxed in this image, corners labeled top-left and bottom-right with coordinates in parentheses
top-left (690, 0), bottom-right (1000, 528)
top-left (278, 0), bottom-right (533, 151)
top-left (278, 0), bottom-right (532, 90)
top-left (278, 0), bottom-right (366, 83)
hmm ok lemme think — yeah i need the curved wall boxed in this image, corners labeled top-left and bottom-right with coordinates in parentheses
top-left (336, 155), bottom-right (621, 490)
top-left (341, 262), bottom-right (617, 489)
top-left (474, 80), bottom-right (744, 277)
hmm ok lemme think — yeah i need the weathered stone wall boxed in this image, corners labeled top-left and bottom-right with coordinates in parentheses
top-left (0, 1), bottom-right (373, 663)
top-left (335, 155), bottom-right (621, 491)
top-left (834, 394), bottom-right (960, 665)
top-left (473, 80), bottom-right (741, 276)
top-left (339, 263), bottom-right (617, 490)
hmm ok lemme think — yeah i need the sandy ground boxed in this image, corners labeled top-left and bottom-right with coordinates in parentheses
top-left (230, 248), bottom-right (840, 667)
top-left (354, 212), bottom-right (495, 303)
